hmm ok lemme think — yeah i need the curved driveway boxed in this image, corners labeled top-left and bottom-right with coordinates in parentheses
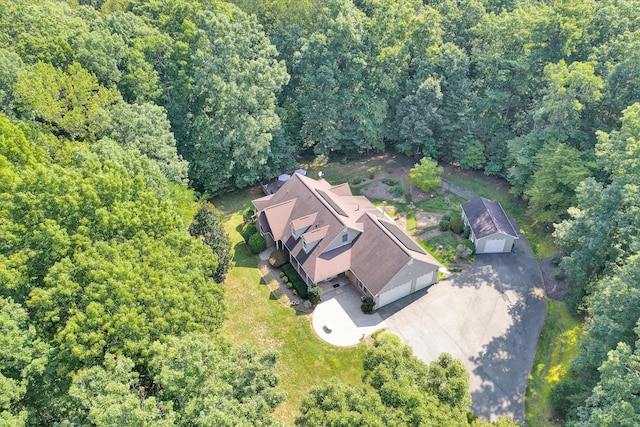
top-left (377, 235), bottom-right (546, 422)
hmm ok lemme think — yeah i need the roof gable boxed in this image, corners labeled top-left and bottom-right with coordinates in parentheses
top-left (461, 198), bottom-right (518, 239)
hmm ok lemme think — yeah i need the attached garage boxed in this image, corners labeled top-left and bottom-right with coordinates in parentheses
top-left (461, 198), bottom-right (519, 254)
top-left (415, 271), bottom-right (435, 292)
top-left (377, 281), bottom-right (412, 308)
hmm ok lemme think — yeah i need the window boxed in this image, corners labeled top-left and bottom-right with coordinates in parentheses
top-left (357, 279), bottom-right (368, 295)
top-left (342, 232), bottom-right (348, 243)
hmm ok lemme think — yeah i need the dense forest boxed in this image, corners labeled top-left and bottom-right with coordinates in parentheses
top-left (1, 0), bottom-right (639, 425)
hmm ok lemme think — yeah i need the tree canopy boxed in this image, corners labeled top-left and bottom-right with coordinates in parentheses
top-left (3, 0), bottom-right (640, 424)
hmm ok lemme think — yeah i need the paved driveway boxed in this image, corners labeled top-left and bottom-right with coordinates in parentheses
top-left (377, 236), bottom-right (546, 422)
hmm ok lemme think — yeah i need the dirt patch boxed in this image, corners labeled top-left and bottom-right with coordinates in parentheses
top-left (538, 258), bottom-right (567, 301)
top-left (415, 212), bottom-right (443, 228)
top-left (360, 170), bottom-right (408, 202)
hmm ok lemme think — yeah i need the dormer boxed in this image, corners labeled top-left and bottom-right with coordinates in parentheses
top-left (291, 212), bottom-right (318, 239)
top-left (321, 226), bottom-right (361, 253)
top-left (301, 225), bottom-right (329, 253)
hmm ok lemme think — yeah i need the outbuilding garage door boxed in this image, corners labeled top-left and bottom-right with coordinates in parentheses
top-left (483, 238), bottom-right (506, 253)
top-left (415, 271), bottom-right (435, 292)
top-left (377, 281), bottom-right (412, 308)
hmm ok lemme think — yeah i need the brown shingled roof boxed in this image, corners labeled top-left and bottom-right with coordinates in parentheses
top-left (461, 198), bottom-right (518, 239)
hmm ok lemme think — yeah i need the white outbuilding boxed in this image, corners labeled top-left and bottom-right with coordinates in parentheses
top-left (461, 198), bottom-right (519, 254)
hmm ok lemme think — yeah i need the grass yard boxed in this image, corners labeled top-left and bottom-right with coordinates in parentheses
top-left (442, 166), bottom-right (556, 258)
top-left (214, 189), bottom-right (367, 425)
top-left (525, 300), bottom-right (584, 426)
top-left (421, 233), bottom-right (460, 269)
top-left (299, 152), bottom-right (398, 185)
top-left (415, 192), bottom-right (467, 217)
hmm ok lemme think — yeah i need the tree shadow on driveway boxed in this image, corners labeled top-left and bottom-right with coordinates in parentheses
top-left (377, 233), bottom-right (546, 422)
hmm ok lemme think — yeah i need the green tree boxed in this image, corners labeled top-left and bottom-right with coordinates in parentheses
top-left (98, 101), bottom-right (188, 183)
top-left (554, 103), bottom-right (640, 309)
top-left (68, 354), bottom-right (175, 426)
top-left (294, 0), bottom-right (386, 157)
top-left (524, 141), bottom-right (595, 224)
top-left (394, 77), bottom-right (443, 158)
top-left (296, 378), bottom-right (390, 427)
top-left (189, 201), bottom-right (233, 283)
top-left (575, 339), bottom-right (640, 426)
top-left (0, 297), bottom-right (50, 425)
top-left (14, 62), bottom-right (121, 140)
top-left (187, 10), bottom-right (289, 193)
top-left (408, 157), bottom-right (443, 192)
top-left (150, 334), bottom-right (285, 425)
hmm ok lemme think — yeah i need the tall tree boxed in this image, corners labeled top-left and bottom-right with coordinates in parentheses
top-left (14, 62), bottom-right (120, 141)
top-left (294, 0), bottom-right (386, 157)
top-left (189, 201), bottom-right (233, 283)
top-left (394, 77), bottom-right (443, 158)
top-left (524, 141), bottom-right (594, 224)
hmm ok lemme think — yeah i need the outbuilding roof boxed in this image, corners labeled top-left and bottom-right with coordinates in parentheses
top-left (461, 198), bottom-right (519, 239)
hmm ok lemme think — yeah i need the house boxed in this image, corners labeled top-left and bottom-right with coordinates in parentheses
top-left (461, 197), bottom-right (519, 254)
top-left (253, 174), bottom-right (442, 309)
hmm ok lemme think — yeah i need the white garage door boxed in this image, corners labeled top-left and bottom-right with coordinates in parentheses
top-left (377, 281), bottom-right (412, 308)
top-left (483, 238), bottom-right (506, 253)
top-left (415, 271), bottom-right (435, 292)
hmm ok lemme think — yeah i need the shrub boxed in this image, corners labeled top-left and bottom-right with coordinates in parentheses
top-left (361, 297), bottom-right (375, 314)
top-left (387, 179), bottom-right (399, 186)
top-left (242, 207), bottom-right (255, 223)
top-left (279, 271), bottom-right (285, 278)
top-left (308, 286), bottom-right (323, 304)
top-left (462, 239), bottom-right (475, 253)
top-left (241, 222), bottom-right (257, 242)
top-left (450, 217), bottom-right (464, 234)
top-left (381, 178), bottom-right (389, 185)
top-left (248, 232), bottom-right (266, 254)
top-left (391, 185), bottom-right (403, 197)
top-left (281, 275), bottom-right (288, 283)
top-left (369, 171), bottom-right (375, 180)
top-left (282, 263), bottom-right (308, 298)
top-left (462, 225), bottom-right (471, 239)
top-left (554, 269), bottom-right (565, 280)
top-left (351, 177), bottom-right (363, 185)
top-left (551, 254), bottom-right (562, 265)
top-left (456, 244), bottom-right (473, 260)
top-left (439, 220), bottom-right (450, 231)
top-left (442, 214), bottom-right (452, 222)
top-left (269, 249), bottom-right (288, 267)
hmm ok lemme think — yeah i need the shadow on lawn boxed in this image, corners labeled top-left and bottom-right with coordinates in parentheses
top-left (232, 241), bottom-right (259, 268)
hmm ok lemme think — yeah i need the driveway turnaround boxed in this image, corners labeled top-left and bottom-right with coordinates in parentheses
top-left (313, 284), bottom-right (386, 346)
top-left (377, 235), bottom-right (546, 422)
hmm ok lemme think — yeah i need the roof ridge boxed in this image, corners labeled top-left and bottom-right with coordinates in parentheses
top-left (481, 198), bottom-right (502, 235)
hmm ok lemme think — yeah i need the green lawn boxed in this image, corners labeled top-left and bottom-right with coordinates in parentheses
top-left (421, 233), bottom-right (460, 268)
top-left (442, 167), bottom-right (556, 258)
top-left (415, 192), bottom-right (467, 216)
top-left (213, 189), bottom-right (367, 425)
top-left (526, 300), bottom-right (584, 426)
